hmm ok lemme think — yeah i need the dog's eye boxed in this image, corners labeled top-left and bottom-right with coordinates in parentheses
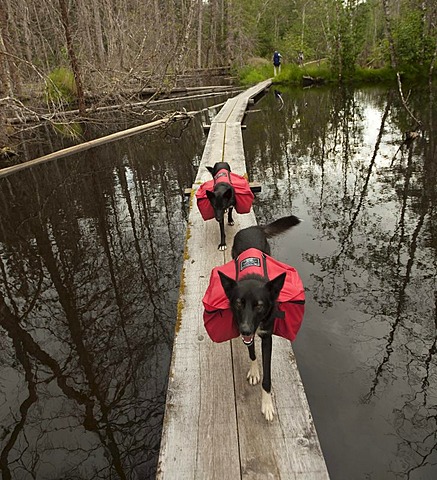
top-left (256, 301), bottom-right (264, 311)
top-left (235, 298), bottom-right (245, 309)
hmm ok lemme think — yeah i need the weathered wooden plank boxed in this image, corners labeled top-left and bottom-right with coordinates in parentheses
top-left (231, 335), bottom-right (330, 480)
top-left (157, 87), bottom-right (251, 478)
top-left (157, 209), bottom-right (240, 480)
top-left (223, 123), bottom-right (246, 167)
top-left (198, 122), bottom-right (226, 171)
top-left (212, 80), bottom-right (271, 125)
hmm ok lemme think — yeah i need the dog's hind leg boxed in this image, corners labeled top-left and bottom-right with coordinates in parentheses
top-left (246, 342), bottom-right (260, 385)
top-left (261, 335), bottom-right (275, 421)
top-left (227, 206), bottom-right (234, 226)
top-left (218, 219), bottom-right (226, 250)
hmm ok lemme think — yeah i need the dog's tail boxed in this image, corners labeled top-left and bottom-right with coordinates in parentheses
top-left (261, 215), bottom-right (301, 238)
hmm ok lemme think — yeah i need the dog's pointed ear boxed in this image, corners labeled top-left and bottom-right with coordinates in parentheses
top-left (206, 166), bottom-right (214, 175)
top-left (218, 271), bottom-right (237, 299)
top-left (206, 190), bottom-right (215, 201)
top-left (266, 272), bottom-right (286, 300)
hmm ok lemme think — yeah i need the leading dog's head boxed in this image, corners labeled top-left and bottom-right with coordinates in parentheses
top-left (206, 186), bottom-right (234, 222)
top-left (218, 272), bottom-right (286, 345)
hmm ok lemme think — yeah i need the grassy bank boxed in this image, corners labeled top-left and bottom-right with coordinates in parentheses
top-left (237, 61), bottom-right (432, 87)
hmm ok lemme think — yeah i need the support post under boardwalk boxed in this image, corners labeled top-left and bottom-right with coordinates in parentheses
top-left (157, 80), bottom-right (330, 479)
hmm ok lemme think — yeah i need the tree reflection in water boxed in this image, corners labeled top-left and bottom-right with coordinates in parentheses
top-left (1, 87), bottom-right (435, 479)
top-left (0, 120), bottom-right (202, 479)
top-left (243, 85), bottom-right (437, 480)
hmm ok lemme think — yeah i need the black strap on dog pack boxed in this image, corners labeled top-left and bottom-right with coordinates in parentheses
top-left (261, 253), bottom-right (268, 280)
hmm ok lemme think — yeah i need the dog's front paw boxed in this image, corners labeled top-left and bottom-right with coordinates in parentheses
top-left (261, 389), bottom-right (275, 421)
top-left (218, 244), bottom-right (227, 251)
top-left (247, 360), bottom-right (260, 385)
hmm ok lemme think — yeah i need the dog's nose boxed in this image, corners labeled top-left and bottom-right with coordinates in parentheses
top-left (240, 326), bottom-right (253, 336)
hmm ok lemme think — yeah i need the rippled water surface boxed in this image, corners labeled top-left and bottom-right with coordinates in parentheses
top-left (0, 86), bottom-right (436, 479)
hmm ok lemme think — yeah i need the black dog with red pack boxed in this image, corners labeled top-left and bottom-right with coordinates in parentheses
top-left (196, 162), bottom-right (254, 250)
top-left (208, 215), bottom-right (302, 421)
top-left (205, 162), bottom-right (236, 250)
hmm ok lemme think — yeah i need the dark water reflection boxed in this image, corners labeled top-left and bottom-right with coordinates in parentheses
top-left (1, 86), bottom-right (436, 479)
top-left (243, 85), bottom-right (437, 480)
top-left (0, 102), bottom-right (207, 478)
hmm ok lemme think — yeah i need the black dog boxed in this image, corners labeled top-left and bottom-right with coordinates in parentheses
top-left (218, 215), bottom-right (301, 421)
top-left (205, 162), bottom-right (236, 250)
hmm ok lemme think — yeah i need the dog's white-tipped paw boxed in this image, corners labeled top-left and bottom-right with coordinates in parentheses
top-left (218, 244), bottom-right (227, 251)
top-left (261, 390), bottom-right (275, 421)
top-left (247, 360), bottom-right (260, 385)
top-left (228, 221), bottom-right (235, 226)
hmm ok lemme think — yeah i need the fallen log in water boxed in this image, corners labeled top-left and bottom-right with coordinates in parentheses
top-left (0, 112), bottom-right (194, 179)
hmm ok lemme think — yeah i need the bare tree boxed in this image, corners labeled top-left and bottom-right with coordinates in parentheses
top-left (197, 0), bottom-right (203, 68)
top-left (57, 0), bottom-right (86, 115)
top-left (0, 1), bottom-right (20, 96)
top-left (381, 0), bottom-right (397, 69)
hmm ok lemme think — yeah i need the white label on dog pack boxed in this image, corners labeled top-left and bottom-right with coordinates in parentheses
top-left (240, 257), bottom-right (261, 271)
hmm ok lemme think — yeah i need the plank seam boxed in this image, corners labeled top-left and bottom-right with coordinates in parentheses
top-left (230, 340), bottom-right (244, 479)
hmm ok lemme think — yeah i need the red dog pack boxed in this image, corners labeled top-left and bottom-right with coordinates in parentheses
top-left (195, 169), bottom-right (254, 221)
top-left (202, 248), bottom-right (305, 343)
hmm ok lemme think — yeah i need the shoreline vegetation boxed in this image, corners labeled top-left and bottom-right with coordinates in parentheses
top-left (238, 59), bottom-right (436, 87)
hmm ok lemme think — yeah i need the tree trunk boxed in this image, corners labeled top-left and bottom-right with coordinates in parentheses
top-left (175, 0), bottom-right (197, 74)
top-left (0, 1), bottom-right (20, 95)
top-left (0, 30), bottom-right (13, 96)
top-left (197, 0), bottom-right (203, 69)
top-left (58, 0), bottom-right (86, 115)
top-left (381, 0), bottom-right (397, 69)
top-left (92, 0), bottom-right (106, 65)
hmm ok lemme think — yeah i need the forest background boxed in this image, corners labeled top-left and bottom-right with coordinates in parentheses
top-left (0, 0), bottom-right (436, 149)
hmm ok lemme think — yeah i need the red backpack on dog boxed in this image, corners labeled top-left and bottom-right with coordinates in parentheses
top-left (202, 248), bottom-right (305, 343)
top-left (196, 169), bottom-right (254, 221)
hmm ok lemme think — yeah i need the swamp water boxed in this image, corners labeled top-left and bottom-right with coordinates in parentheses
top-left (0, 86), bottom-right (436, 479)
top-left (243, 85), bottom-right (437, 480)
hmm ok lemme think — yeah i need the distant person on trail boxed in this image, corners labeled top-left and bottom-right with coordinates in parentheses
top-left (298, 51), bottom-right (304, 66)
top-left (273, 50), bottom-right (282, 76)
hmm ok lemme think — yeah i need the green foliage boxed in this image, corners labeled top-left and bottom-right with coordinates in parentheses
top-left (353, 66), bottom-right (396, 83)
top-left (45, 67), bottom-right (77, 105)
top-left (302, 63), bottom-right (333, 80)
top-left (328, 1), bottom-right (371, 78)
top-left (393, 10), bottom-right (436, 69)
top-left (238, 59), bottom-right (400, 86)
top-left (53, 122), bottom-right (83, 140)
top-left (238, 61), bottom-right (336, 86)
top-left (238, 64), bottom-right (272, 85)
top-left (272, 64), bottom-right (303, 83)
top-left (280, 32), bottom-right (314, 67)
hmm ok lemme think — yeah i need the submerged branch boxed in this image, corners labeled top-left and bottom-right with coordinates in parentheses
top-left (396, 72), bottom-right (423, 127)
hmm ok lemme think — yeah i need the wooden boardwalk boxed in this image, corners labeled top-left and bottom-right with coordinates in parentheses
top-left (157, 80), bottom-right (330, 479)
